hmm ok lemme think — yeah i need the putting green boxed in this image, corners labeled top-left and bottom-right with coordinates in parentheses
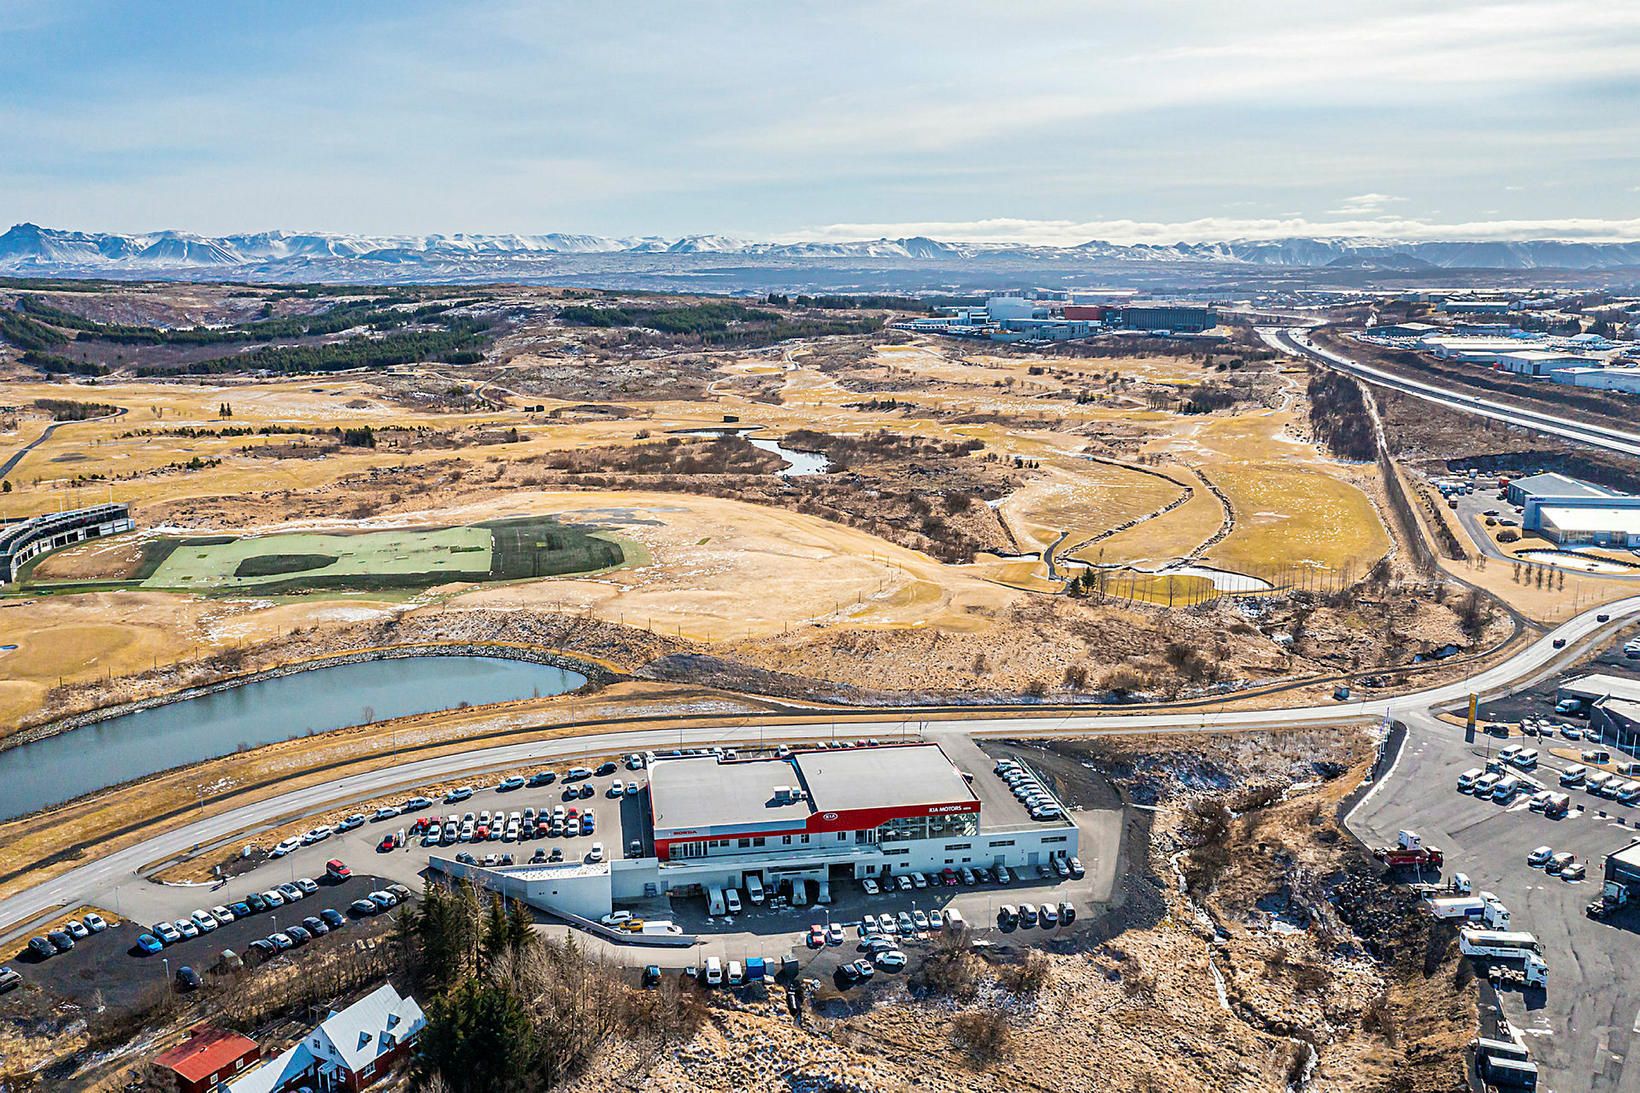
top-left (142, 526), bottom-right (493, 590)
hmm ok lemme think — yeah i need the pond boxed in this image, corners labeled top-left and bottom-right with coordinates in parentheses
top-left (0, 655), bottom-right (585, 820)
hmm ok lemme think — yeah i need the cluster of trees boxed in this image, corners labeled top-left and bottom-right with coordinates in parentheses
top-left (764, 293), bottom-right (922, 310)
top-left (339, 425), bottom-right (377, 448)
top-left (16, 294), bottom-right (471, 347)
top-left (1306, 370), bottom-right (1378, 461)
top-left (19, 350), bottom-right (108, 376)
top-left (139, 320), bottom-right (494, 376)
top-left (558, 301), bottom-right (880, 347)
top-left (404, 882), bottom-right (704, 1093)
top-left (0, 311), bottom-right (69, 350)
top-left (33, 397), bottom-right (117, 420)
top-left (537, 434), bottom-right (778, 477)
top-left (780, 427), bottom-right (983, 472)
top-left (1177, 383), bottom-right (1238, 415)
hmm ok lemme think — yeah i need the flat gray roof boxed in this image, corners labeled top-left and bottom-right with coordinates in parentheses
top-left (648, 755), bottom-right (811, 833)
top-left (1609, 839), bottom-right (1640, 871)
top-left (1563, 673), bottom-right (1640, 704)
top-left (1514, 472), bottom-right (1623, 501)
top-left (647, 743), bottom-right (978, 835)
top-left (793, 744), bottom-right (977, 813)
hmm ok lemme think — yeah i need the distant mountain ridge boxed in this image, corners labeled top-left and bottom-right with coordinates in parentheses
top-left (4, 222), bottom-right (1640, 285)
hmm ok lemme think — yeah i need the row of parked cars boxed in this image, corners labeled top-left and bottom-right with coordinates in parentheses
top-left (998, 900), bottom-right (1076, 929)
top-left (993, 758), bottom-right (1067, 822)
top-left (860, 856), bottom-right (1082, 897)
top-left (1558, 763), bottom-right (1640, 804)
top-left (1526, 845), bottom-right (1586, 881)
top-left (23, 912), bottom-right (110, 961)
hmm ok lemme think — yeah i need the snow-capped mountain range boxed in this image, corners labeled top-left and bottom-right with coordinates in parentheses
top-left (4, 222), bottom-right (1640, 288)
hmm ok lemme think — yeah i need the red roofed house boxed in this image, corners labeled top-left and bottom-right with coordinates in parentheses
top-left (153, 1026), bottom-right (261, 1093)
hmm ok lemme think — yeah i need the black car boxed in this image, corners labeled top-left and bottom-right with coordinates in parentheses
top-left (641, 964), bottom-right (662, 988)
top-left (247, 939), bottom-right (278, 964)
top-left (595, 762), bottom-right (617, 776)
top-left (580, 784), bottom-right (595, 799)
top-left (286, 926), bottom-right (312, 945)
top-left (1599, 613), bottom-right (1612, 622)
top-left (47, 931), bottom-right (74, 953)
top-left (303, 916), bottom-right (329, 936)
top-left (175, 966), bottom-right (202, 992)
top-left (527, 771), bottom-right (556, 787)
top-left (320, 908), bottom-right (346, 928)
top-left (246, 893), bottom-right (270, 914)
top-left (26, 937), bottom-right (53, 960)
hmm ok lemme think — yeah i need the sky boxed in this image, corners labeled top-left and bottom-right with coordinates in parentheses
top-left (3, 0), bottom-right (1639, 245)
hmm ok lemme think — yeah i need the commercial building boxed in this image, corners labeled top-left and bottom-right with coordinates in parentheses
top-left (1439, 298), bottom-right (1517, 315)
top-left (1510, 472), bottom-right (1640, 546)
top-left (154, 1027), bottom-right (261, 1093)
top-left (0, 503), bottom-right (133, 585)
top-left (1557, 674), bottom-right (1640, 710)
top-left (1588, 696), bottom-right (1640, 751)
top-left (1603, 839), bottom-right (1640, 899)
top-left (221, 983), bottom-right (424, 1093)
top-left (434, 742), bottom-right (1078, 919)
top-left (1551, 366), bottom-right (1640, 393)
top-left (1114, 304), bottom-right (1216, 333)
top-left (1494, 350), bottom-right (1599, 377)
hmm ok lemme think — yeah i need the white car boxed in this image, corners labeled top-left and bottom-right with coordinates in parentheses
top-left (300, 826), bottom-right (332, 845)
top-left (371, 806), bottom-right (401, 822)
top-left (872, 949), bottom-right (908, 971)
top-left (269, 838), bottom-right (301, 859)
top-left (586, 842), bottom-right (605, 863)
top-left (209, 905), bottom-right (235, 924)
top-left (600, 911), bottom-right (634, 928)
top-left (608, 780), bottom-right (625, 797)
top-left (82, 912), bottom-right (108, 933)
top-left (336, 814), bottom-right (366, 832)
top-left (861, 878), bottom-right (880, 896)
top-left (190, 910), bottom-right (219, 932)
top-left (1527, 845), bottom-right (1554, 867)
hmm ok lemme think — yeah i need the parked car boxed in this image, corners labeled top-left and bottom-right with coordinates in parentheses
top-left (47, 931), bottom-right (74, 952)
top-left (27, 937), bottom-right (55, 959)
top-left (872, 949), bottom-right (908, 971)
top-left (0, 967), bottom-right (21, 993)
top-left (498, 776), bottom-right (526, 792)
top-left (174, 966), bottom-right (202, 992)
top-left (1528, 845), bottom-right (1554, 867)
top-left (861, 878), bottom-right (880, 896)
top-left (368, 891), bottom-right (397, 910)
top-left (286, 926), bottom-right (312, 945)
top-left (175, 920), bottom-right (199, 939)
top-left (135, 933), bottom-right (165, 955)
top-left (269, 933), bottom-right (295, 951)
top-left (82, 913), bottom-right (108, 933)
top-left (320, 908), bottom-right (346, 928)
top-left (65, 920), bottom-right (89, 939)
top-left (349, 899), bottom-right (378, 916)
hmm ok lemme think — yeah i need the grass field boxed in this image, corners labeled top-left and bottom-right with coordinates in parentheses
top-left (132, 517), bottom-right (624, 594)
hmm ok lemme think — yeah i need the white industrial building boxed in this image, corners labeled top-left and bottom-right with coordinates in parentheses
top-left (432, 743), bottom-right (1079, 920)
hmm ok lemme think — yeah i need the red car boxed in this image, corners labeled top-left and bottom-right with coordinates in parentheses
top-left (807, 925), bottom-right (825, 949)
top-left (376, 836), bottom-right (396, 853)
top-left (940, 868), bottom-right (959, 887)
top-left (326, 858), bottom-right (352, 880)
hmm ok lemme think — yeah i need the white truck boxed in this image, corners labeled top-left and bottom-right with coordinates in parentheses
top-left (745, 875), bottom-right (766, 904)
top-left (1460, 928), bottom-right (1548, 989)
top-left (1426, 892), bottom-right (1510, 929)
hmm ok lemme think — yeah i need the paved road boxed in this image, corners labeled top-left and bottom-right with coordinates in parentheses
top-left (0, 406), bottom-right (126, 481)
top-left (5, 595), bottom-right (1640, 943)
top-left (1347, 710), bottom-right (1640, 1093)
top-left (1262, 327), bottom-right (1640, 460)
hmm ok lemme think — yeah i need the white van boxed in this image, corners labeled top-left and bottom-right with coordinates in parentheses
top-left (724, 888), bottom-right (742, 914)
top-left (1492, 775), bottom-right (1521, 802)
top-left (1498, 744), bottom-right (1523, 764)
top-left (1586, 772), bottom-right (1614, 794)
top-left (745, 875), bottom-right (766, 904)
top-left (705, 957), bottom-right (723, 985)
top-left (1473, 773), bottom-right (1502, 797)
top-left (1511, 748), bottom-right (1539, 769)
top-left (1560, 764), bottom-right (1588, 786)
top-left (1457, 768), bottom-right (1483, 792)
top-left (1618, 781), bottom-right (1640, 805)
top-left (727, 960), bottom-right (744, 985)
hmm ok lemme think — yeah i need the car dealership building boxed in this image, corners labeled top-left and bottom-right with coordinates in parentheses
top-left (432, 743), bottom-right (1079, 919)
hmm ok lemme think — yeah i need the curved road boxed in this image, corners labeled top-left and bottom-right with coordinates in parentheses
top-left (3, 594), bottom-right (1638, 939)
top-left (1265, 327), bottom-right (1640, 459)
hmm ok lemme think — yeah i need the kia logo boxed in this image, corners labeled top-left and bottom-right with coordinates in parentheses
top-left (822, 812), bottom-right (839, 821)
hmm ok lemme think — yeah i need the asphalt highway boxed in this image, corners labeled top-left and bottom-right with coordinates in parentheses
top-left (1263, 327), bottom-right (1640, 460)
top-left (4, 594), bottom-right (1640, 943)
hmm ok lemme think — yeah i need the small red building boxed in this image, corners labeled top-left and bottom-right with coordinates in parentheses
top-left (153, 1026), bottom-right (261, 1093)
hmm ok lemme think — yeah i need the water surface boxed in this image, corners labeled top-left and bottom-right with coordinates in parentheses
top-left (0, 655), bottom-right (584, 820)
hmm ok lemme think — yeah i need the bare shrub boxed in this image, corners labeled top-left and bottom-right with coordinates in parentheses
top-left (950, 1010), bottom-right (1012, 1062)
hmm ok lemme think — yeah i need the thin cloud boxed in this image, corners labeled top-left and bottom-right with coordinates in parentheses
top-left (783, 215), bottom-right (1640, 247)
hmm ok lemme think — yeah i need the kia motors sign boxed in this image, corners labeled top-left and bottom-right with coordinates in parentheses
top-left (927, 803), bottom-right (976, 814)
top-left (822, 812), bottom-right (839, 821)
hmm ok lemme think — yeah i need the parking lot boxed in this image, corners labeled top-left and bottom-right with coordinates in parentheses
top-left (4, 870), bottom-right (403, 1010)
top-left (1350, 711), bottom-right (1640, 1093)
top-left (1478, 632), bottom-right (1640, 728)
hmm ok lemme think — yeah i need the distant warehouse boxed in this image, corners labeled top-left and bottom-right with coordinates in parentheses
top-left (1065, 303), bottom-right (1216, 333)
top-left (1509, 472), bottom-right (1640, 547)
